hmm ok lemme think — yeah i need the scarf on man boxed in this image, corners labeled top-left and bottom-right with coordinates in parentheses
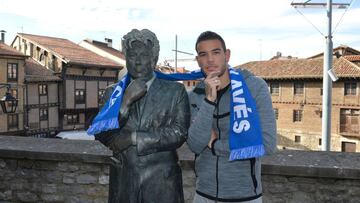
top-left (87, 67), bottom-right (265, 160)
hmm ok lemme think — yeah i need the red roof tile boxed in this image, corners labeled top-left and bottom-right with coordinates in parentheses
top-left (25, 58), bottom-right (61, 82)
top-left (18, 33), bottom-right (121, 68)
top-left (0, 42), bottom-right (26, 57)
top-left (344, 55), bottom-right (360, 62)
top-left (238, 57), bottom-right (360, 79)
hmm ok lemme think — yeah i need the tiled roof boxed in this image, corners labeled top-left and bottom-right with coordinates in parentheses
top-left (238, 57), bottom-right (360, 79)
top-left (307, 45), bottom-right (360, 59)
top-left (18, 33), bottom-right (121, 68)
top-left (344, 55), bottom-right (360, 62)
top-left (25, 58), bottom-right (61, 82)
top-left (84, 39), bottom-right (125, 60)
top-left (0, 42), bottom-right (26, 57)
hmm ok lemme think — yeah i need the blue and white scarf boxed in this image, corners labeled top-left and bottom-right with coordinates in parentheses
top-left (87, 67), bottom-right (265, 160)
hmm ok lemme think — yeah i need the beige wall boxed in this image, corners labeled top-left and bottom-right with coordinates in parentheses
top-left (49, 107), bottom-right (59, 128)
top-left (86, 81), bottom-right (98, 108)
top-left (65, 80), bottom-right (75, 109)
top-left (48, 84), bottom-right (58, 103)
top-left (0, 56), bottom-right (25, 133)
top-left (27, 84), bottom-right (39, 104)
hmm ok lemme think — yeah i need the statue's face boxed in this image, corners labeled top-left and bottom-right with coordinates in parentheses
top-left (126, 40), bottom-right (154, 81)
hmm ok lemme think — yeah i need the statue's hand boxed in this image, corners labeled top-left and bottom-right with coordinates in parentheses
top-left (109, 126), bottom-right (133, 154)
top-left (122, 79), bottom-right (147, 106)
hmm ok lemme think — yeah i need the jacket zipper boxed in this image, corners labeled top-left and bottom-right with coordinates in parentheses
top-left (215, 99), bottom-right (221, 203)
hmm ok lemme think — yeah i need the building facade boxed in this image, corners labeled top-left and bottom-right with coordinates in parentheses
top-left (6, 33), bottom-right (122, 137)
top-left (0, 38), bottom-right (26, 136)
top-left (239, 45), bottom-right (360, 152)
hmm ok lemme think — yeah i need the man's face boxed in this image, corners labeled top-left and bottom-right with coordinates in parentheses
top-left (196, 39), bottom-right (230, 77)
top-left (126, 40), bottom-right (154, 81)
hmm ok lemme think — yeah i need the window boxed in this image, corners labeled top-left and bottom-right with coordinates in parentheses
top-left (274, 108), bottom-right (279, 120)
top-left (344, 82), bottom-right (357, 95)
top-left (294, 82), bottom-right (304, 95)
top-left (66, 114), bottom-right (79, 124)
top-left (7, 63), bottom-right (18, 81)
top-left (39, 84), bottom-right (48, 96)
top-left (75, 89), bottom-right (85, 104)
top-left (98, 89), bottom-right (105, 105)
top-left (295, 135), bottom-right (301, 143)
top-left (341, 142), bottom-right (356, 152)
top-left (320, 88), bottom-right (323, 96)
top-left (319, 138), bottom-right (322, 146)
top-left (340, 109), bottom-right (360, 134)
top-left (8, 114), bottom-right (18, 129)
top-left (40, 108), bottom-right (48, 121)
top-left (269, 82), bottom-right (280, 95)
top-left (293, 110), bottom-right (303, 122)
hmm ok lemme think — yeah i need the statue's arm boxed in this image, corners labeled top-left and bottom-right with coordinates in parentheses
top-left (135, 86), bottom-right (190, 156)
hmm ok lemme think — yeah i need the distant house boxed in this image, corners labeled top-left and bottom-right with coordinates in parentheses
top-left (24, 58), bottom-right (61, 137)
top-left (156, 66), bottom-right (200, 91)
top-left (79, 38), bottom-right (126, 78)
top-left (238, 45), bottom-right (360, 152)
top-left (10, 33), bottom-right (122, 136)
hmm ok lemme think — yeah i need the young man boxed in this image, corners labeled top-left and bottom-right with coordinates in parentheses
top-left (95, 29), bottom-right (189, 203)
top-left (187, 31), bottom-right (277, 203)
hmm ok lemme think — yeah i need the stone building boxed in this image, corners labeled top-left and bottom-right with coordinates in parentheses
top-left (239, 45), bottom-right (360, 152)
top-left (0, 33), bottom-right (123, 137)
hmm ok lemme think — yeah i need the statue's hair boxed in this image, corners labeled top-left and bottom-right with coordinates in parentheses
top-left (122, 29), bottom-right (160, 60)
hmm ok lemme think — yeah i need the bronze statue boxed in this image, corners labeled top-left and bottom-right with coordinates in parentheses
top-left (95, 29), bottom-right (189, 203)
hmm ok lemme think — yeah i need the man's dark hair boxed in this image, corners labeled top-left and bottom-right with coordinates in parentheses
top-left (195, 31), bottom-right (226, 53)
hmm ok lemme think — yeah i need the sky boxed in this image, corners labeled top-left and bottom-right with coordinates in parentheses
top-left (1, 0), bottom-right (359, 70)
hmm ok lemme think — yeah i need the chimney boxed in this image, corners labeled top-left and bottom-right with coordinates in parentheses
top-left (105, 38), bottom-right (112, 48)
top-left (0, 30), bottom-right (5, 43)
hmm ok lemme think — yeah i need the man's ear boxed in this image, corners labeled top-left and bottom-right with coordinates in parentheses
top-left (225, 49), bottom-right (231, 63)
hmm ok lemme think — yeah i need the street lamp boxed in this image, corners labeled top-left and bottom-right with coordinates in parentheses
top-left (0, 84), bottom-right (18, 114)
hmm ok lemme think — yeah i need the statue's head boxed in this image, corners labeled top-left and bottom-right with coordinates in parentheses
top-left (122, 29), bottom-right (160, 81)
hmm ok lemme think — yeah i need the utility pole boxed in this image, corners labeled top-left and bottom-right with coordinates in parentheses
top-left (175, 35), bottom-right (177, 72)
top-left (172, 34), bottom-right (193, 73)
top-left (322, 0), bottom-right (333, 151)
top-left (291, 0), bottom-right (349, 151)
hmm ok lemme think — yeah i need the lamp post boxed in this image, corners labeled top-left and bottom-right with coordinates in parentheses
top-left (0, 84), bottom-right (18, 114)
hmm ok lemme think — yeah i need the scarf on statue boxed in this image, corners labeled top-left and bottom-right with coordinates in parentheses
top-left (87, 67), bottom-right (265, 160)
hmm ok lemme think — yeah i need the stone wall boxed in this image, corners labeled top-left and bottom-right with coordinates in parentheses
top-left (179, 145), bottom-right (360, 203)
top-left (0, 136), bottom-right (112, 203)
top-left (1, 136), bottom-right (360, 203)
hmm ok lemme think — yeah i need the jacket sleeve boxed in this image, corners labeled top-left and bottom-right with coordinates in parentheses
top-left (213, 77), bottom-right (277, 157)
top-left (186, 95), bottom-right (216, 155)
top-left (135, 86), bottom-right (190, 156)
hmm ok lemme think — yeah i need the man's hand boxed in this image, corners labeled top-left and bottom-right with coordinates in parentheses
top-left (208, 129), bottom-right (218, 148)
top-left (204, 71), bottom-right (221, 102)
top-left (109, 127), bottom-right (133, 154)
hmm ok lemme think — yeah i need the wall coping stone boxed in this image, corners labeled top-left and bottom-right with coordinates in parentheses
top-left (261, 150), bottom-right (360, 180)
top-left (0, 135), bottom-right (112, 164)
top-left (178, 144), bottom-right (360, 180)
